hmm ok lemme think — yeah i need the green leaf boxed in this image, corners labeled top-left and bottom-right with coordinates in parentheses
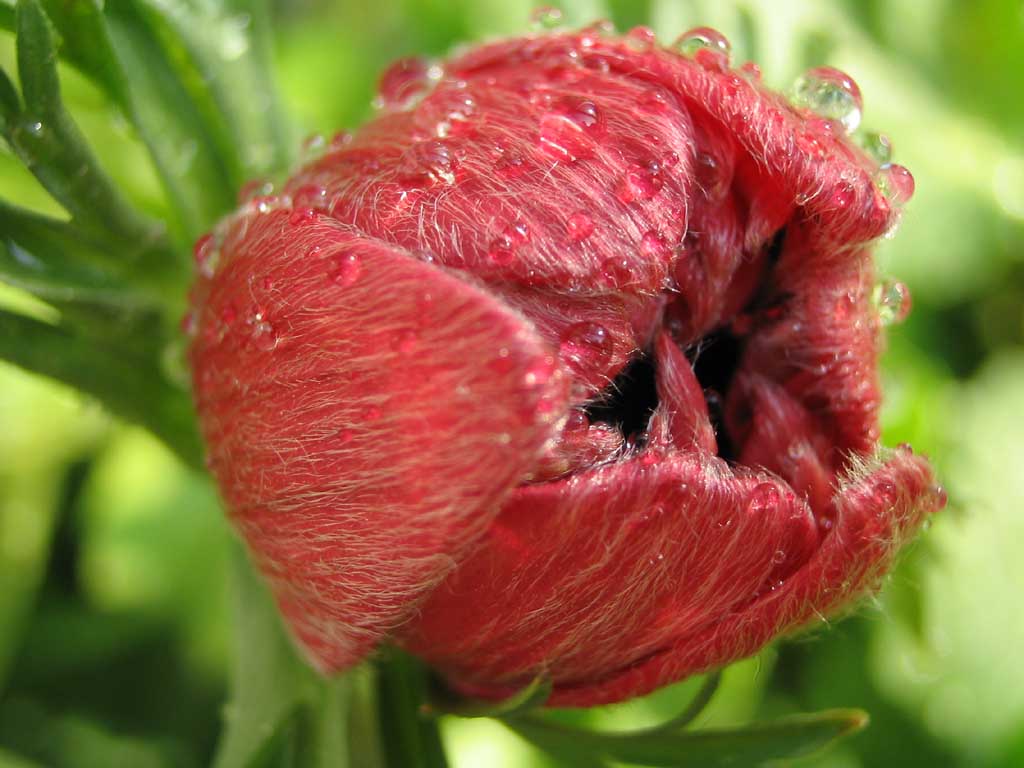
top-left (0, 308), bottom-right (201, 467)
top-left (9, 0), bottom-right (162, 246)
top-left (507, 708), bottom-right (869, 767)
top-left (646, 672), bottom-right (722, 732)
top-left (213, 545), bottom-right (352, 768)
top-left (100, 1), bottom-right (240, 240)
top-left (133, 0), bottom-right (292, 177)
top-left (0, 201), bottom-right (178, 307)
top-left (426, 674), bottom-right (552, 719)
top-left (376, 651), bottom-right (449, 768)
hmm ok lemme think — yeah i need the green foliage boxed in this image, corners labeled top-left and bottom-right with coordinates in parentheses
top-left (0, 1), bottom-right (1021, 767)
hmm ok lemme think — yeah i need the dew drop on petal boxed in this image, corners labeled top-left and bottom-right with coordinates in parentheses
top-left (747, 482), bottom-right (781, 515)
top-left (193, 233), bottom-right (219, 277)
top-left (600, 256), bottom-right (633, 287)
top-left (487, 236), bottom-right (517, 266)
top-left (377, 57), bottom-right (434, 110)
top-left (618, 162), bottom-right (664, 203)
top-left (300, 133), bottom-right (326, 161)
top-left (876, 163), bottom-right (915, 206)
top-left (292, 184), bottom-right (329, 211)
top-left (563, 408), bottom-right (590, 433)
top-left (625, 26), bottom-right (657, 52)
top-left (524, 355), bottom-right (556, 388)
top-left (874, 279), bottom-right (912, 325)
top-left (560, 322), bottom-right (613, 373)
top-left (566, 211), bottom-right (595, 241)
top-left (538, 99), bottom-right (604, 162)
top-left (397, 139), bottom-right (459, 186)
top-left (831, 180), bottom-right (855, 209)
top-left (790, 66), bottom-right (863, 134)
top-left (530, 5), bottom-right (563, 30)
top-left (640, 230), bottom-right (668, 257)
top-left (329, 253), bottom-right (362, 286)
top-left (672, 27), bottom-right (731, 65)
top-left (933, 484), bottom-right (948, 509)
top-left (237, 178), bottom-right (273, 204)
top-left (289, 207), bottom-right (319, 226)
top-left (740, 61), bottom-right (762, 81)
top-left (391, 328), bottom-right (418, 354)
top-left (859, 131), bottom-right (893, 166)
top-left (252, 322), bottom-right (279, 351)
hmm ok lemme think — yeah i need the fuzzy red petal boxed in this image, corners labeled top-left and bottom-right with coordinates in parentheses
top-left (189, 211), bottom-right (567, 671)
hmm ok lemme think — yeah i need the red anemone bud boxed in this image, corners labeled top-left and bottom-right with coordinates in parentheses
top-left (187, 25), bottom-right (945, 706)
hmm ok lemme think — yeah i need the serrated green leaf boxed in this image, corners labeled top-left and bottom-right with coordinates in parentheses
top-left (0, 308), bottom-right (201, 466)
top-left (507, 708), bottom-right (868, 767)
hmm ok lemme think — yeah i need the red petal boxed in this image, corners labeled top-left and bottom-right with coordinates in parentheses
top-left (190, 211), bottom-right (568, 671)
top-left (400, 451), bottom-right (818, 693)
top-left (544, 450), bottom-right (942, 705)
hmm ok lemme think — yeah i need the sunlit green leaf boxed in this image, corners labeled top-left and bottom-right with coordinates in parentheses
top-left (0, 308), bottom-right (200, 466)
top-left (8, 0), bottom-right (161, 247)
top-left (508, 708), bottom-right (868, 767)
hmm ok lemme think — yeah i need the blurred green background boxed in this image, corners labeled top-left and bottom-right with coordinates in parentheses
top-left (1, 0), bottom-right (1023, 766)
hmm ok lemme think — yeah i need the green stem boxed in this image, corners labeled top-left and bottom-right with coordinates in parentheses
top-left (376, 651), bottom-right (449, 768)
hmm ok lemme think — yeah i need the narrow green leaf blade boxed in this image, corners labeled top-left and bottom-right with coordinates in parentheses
top-left (0, 308), bottom-right (201, 466)
top-left (214, 546), bottom-right (353, 768)
top-left (376, 651), bottom-right (450, 768)
top-left (101, 1), bottom-right (240, 240)
top-left (10, 0), bottom-right (160, 245)
top-left (427, 675), bottom-right (552, 719)
top-left (0, 201), bottom-right (173, 307)
top-left (508, 708), bottom-right (869, 767)
top-left (135, 0), bottom-right (292, 177)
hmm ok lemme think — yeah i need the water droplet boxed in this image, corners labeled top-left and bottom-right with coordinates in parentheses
top-left (740, 61), bottom-right (762, 81)
top-left (252, 320), bottom-right (279, 351)
top-left (933, 484), bottom-right (948, 509)
top-left (617, 162), bottom-right (664, 203)
top-left (396, 139), bottom-right (458, 186)
top-left (237, 178), bottom-right (273, 204)
top-left (580, 19), bottom-right (615, 47)
top-left (876, 163), bottom-right (915, 206)
top-left (330, 130), bottom-right (353, 150)
top-left (292, 184), bottom-right (329, 211)
top-left (566, 211), bottom-right (595, 241)
top-left (672, 27), bottom-right (731, 66)
top-left (329, 253), bottom-right (362, 286)
top-left (876, 479), bottom-right (898, 508)
top-left (874, 279), bottom-right (912, 325)
top-left (538, 99), bottom-right (604, 162)
top-left (600, 256), bottom-right (633, 287)
top-left (487, 235), bottom-right (517, 266)
top-left (625, 26), bottom-right (657, 52)
top-left (530, 6), bottom-right (563, 30)
top-left (560, 322), bottom-right (613, 373)
top-left (859, 131), bottom-right (893, 165)
top-left (748, 482), bottom-right (781, 515)
top-left (193, 233), bottom-right (220, 277)
top-left (376, 57), bottom-right (435, 110)
top-left (300, 133), bottom-right (326, 160)
top-left (180, 309), bottom-right (198, 338)
top-left (694, 151), bottom-right (727, 200)
top-left (524, 355), bottom-right (556, 388)
top-left (831, 180), bottom-right (855, 209)
top-left (790, 66), bottom-right (863, 133)
top-left (495, 150), bottom-right (528, 178)
top-left (391, 329), bottom-right (418, 354)
top-left (289, 207), bottom-right (319, 226)
top-left (220, 303), bottom-right (238, 327)
top-left (563, 409), bottom-right (590, 433)
top-left (424, 89), bottom-right (477, 137)
top-left (640, 230), bottom-right (668, 257)
top-left (771, 548), bottom-right (787, 564)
